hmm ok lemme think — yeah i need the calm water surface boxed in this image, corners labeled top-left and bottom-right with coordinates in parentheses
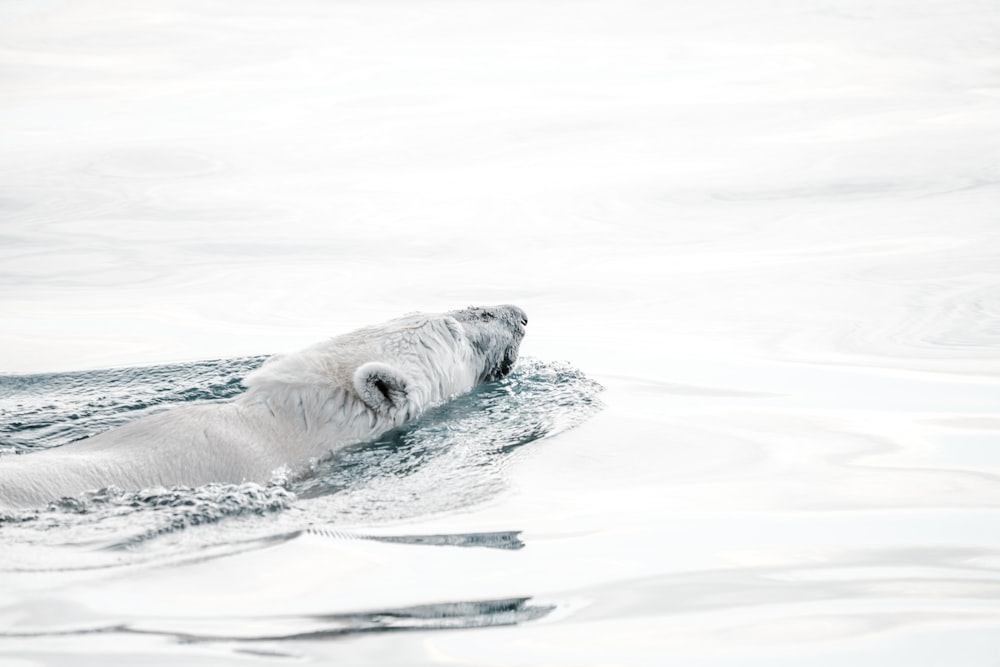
top-left (2, 0), bottom-right (1000, 664)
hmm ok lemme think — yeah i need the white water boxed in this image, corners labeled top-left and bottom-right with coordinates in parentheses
top-left (2, 0), bottom-right (1000, 664)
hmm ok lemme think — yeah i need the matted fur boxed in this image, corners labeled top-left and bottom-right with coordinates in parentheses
top-left (0, 305), bottom-right (528, 509)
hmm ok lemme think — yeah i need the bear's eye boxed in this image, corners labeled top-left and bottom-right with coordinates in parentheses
top-left (480, 312), bottom-right (495, 321)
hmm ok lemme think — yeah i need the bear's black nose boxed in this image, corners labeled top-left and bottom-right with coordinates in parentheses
top-left (520, 317), bottom-right (528, 326)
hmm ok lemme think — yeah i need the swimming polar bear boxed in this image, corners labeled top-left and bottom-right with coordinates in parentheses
top-left (0, 304), bottom-right (528, 510)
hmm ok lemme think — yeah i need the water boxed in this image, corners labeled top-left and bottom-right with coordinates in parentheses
top-left (2, 0), bottom-right (1000, 664)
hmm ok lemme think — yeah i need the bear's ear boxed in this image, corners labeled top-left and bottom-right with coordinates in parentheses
top-left (354, 362), bottom-right (409, 412)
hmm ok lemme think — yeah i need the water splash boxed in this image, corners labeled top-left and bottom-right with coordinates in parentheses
top-left (292, 358), bottom-right (604, 521)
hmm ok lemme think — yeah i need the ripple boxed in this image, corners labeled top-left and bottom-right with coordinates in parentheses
top-left (0, 596), bottom-right (554, 643)
top-left (822, 281), bottom-right (1000, 376)
top-left (0, 356), bottom-right (266, 453)
top-left (305, 528), bottom-right (526, 550)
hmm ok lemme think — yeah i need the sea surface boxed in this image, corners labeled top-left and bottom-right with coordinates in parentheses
top-left (2, 0), bottom-right (1000, 664)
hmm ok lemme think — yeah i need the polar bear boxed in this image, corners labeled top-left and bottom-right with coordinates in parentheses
top-left (0, 304), bottom-right (528, 510)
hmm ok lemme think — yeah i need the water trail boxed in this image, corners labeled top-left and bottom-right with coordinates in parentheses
top-left (0, 356), bottom-right (603, 561)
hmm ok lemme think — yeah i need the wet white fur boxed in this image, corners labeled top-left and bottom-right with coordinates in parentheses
top-left (0, 305), bottom-right (527, 510)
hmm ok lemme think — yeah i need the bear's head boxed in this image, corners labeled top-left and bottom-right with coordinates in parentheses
top-left (448, 304), bottom-right (528, 383)
top-left (350, 304), bottom-right (527, 420)
top-left (252, 304), bottom-right (529, 423)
